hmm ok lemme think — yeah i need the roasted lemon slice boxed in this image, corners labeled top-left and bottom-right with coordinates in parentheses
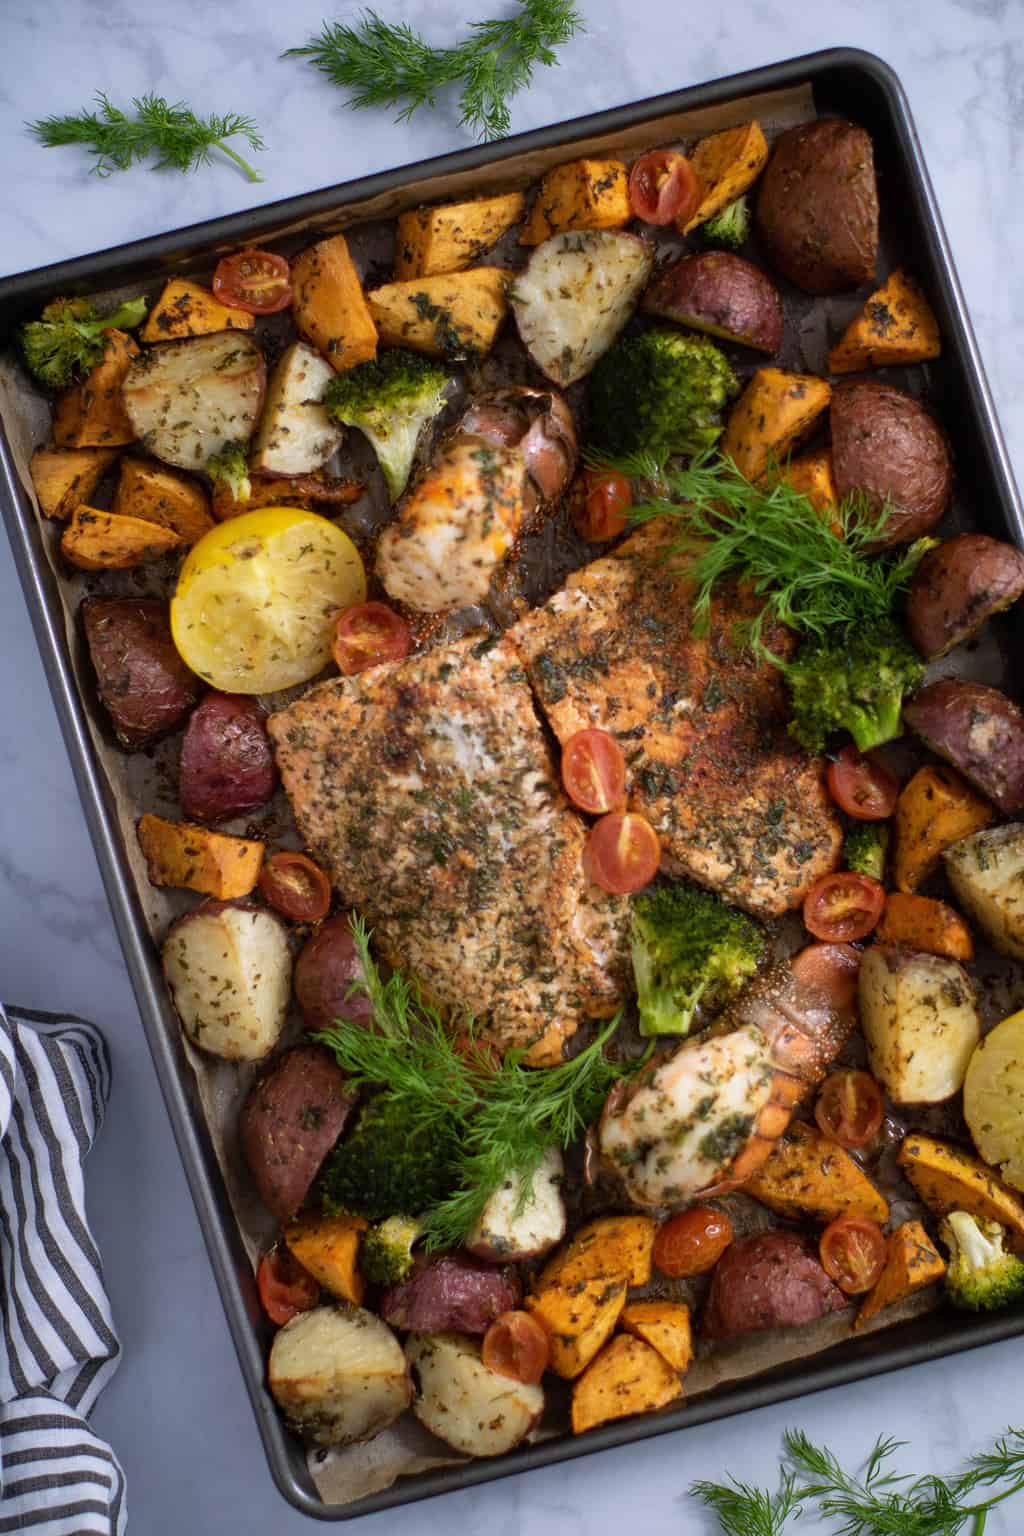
top-left (171, 507), bottom-right (366, 693)
top-left (964, 1008), bottom-right (1024, 1192)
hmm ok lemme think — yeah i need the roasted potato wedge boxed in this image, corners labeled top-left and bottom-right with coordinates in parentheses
top-left (945, 824), bottom-right (1024, 960)
top-left (520, 158), bottom-right (630, 245)
top-left (703, 1230), bottom-right (847, 1339)
top-left (526, 1275), bottom-right (627, 1378)
top-left (755, 118), bottom-right (878, 294)
top-left (396, 192), bottom-right (525, 277)
top-left (162, 900), bottom-right (291, 1060)
top-left (906, 534), bottom-right (1024, 659)
top-left (893, 764), bottom-right (995, 893)
top-left (642, 251), bottom-right (783, 353)
top-left (540, 1214), bottom-right (656, 1289)
top-left (775, 448), bottom-right (838, 522)
top-left (137, 813), bottom-right (264, 898)
top-left (239, 1044), bottom-right (356, 1223)
top-left (60, 505), bottom-right (184, 570)
top-left (405, 1332), bottom-right (543, 1456)
top-left (897, 1133), bottom-right (1024, 1244)
top-left (903, 680), bottom-right (1024, 815)
top-left (113, 457), bottom-right (213, 544)
top-left (270, 1305), bottom-right (411, 1447)
top-left (721, 367), bottom-right (832, 482)
top-left (380, 1254), bottom-right (521, 1334)
top-left (828, 267), bottom-right (941, 373)
top-left (743, 1120), bottom-right (889, 1223)
top-left (368, 268), bottom-right (508, 360)
top-left (140, 278), bottom-right (254, 341)
top-left (285, 1212), bottom-right (367, 1306)
top-left (964, 1009), bottom-right (1024, 1193)
top-left (29, 446), bottom-right (119, 519)
top-left (291, 234), bottom-right (378, 372)
top-left (571, 1334), bottom-right (682, 1435)
top-left (854, 1221), bottom-right (946, 1330)
top-left (681, 120), bottom-right (769, 234)
top-left (830, 379), bottom-right (952, 546)
top-left (179, 692), bottom-right (277, 822)
top-left (250, 341), bottom-right (342, 476)
top-left (619, 1301), bottom-right (693, 1373)
top-left (122, 332), bottom-right (266, 470)
top-left (52, 330), bottom-right (139, 448)
top-left (876, 892), bottom-right (973, 962)
top-left (859, 945), bottom-right (980, 1105)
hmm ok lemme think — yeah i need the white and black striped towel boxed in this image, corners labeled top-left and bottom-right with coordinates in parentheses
top-left (0, 1004), bottom-right (126, 1534)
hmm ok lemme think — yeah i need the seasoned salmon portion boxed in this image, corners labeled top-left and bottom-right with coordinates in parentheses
top-left (511, 520), bottom-right (842, 917)
top-left (267, 636), bottom-right (630, 1062)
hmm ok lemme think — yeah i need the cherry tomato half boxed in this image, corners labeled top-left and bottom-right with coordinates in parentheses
top-left (212, 249), bottom-right (292, 314)
top-left (653, 1207), bottom-right (734, 1278)
top-left (827, 745), bottom-right (900, 820)
top-left (561, 729), bottom-right (628, 815)
top-left (256, 1246), bottom-right (320, 1326)
top-left (803, 872), bottom-right (886, 943)
top-left (586, 811), bottom-right (661, 894)
top-left (819, 1216), bottom-right (887, 1295)
top-left (333, 602), bottom-right (413, 676)
top-left (482, 1310), bottom-right (550, 1384)
top-left (628, 150), bottom-right (701, 227)
top-left (790, 941), bottom-right (862, 1014)
top-left (259, 851), bottom-right (332, 923)
top-left (573, 470), bottom-right (632, 542)
top-left (815, 1069), bottom-right (886, 1150)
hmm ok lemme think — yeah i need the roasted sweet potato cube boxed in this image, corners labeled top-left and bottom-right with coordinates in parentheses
top-left (619, 1300), bottom-right (693, 1373)
top-left (285, 1211), bottom-right (367, 1306)
top-left (29, 446), bottom-right (120, 520)
top-left (893, 765), bottom-right (995, 894)
top-left (140, 279), bottom-right (255, 341)
top-left (743, 1120), bottom-right (889, 1224)
top-left (368, 268), bottom-right (508, 359)
top-left (722, 368), bottom-right (832, 483)
top-left (526, 1274), bottom-right (627, 1378)
top-left (829, 268), bottom-right (941, 373)
top-left (571, 1333), bottom-right (682, 1434)
top-left (60, 506), bottom-right (183, 570)
top-left (877, 892), bottom-right (974, 962)
top-left (776, 449), bottom-right (838, 523)
top-left (114, 457), bottom-right (213, 544)
top-left (897, 1133), bottom-right (1024, 1245)
top-left (52, 330), bottom-right (139, 448)
top-left (292, 234), bottom-right (378, 373)
top-left (136, 814), bottom-right (264, 898)
top-left (854, 1220), bottom-right (946, 1330)
top-left (520, 158), bottom-right (631, 245)
top-left (395, 192), bottom-right (525, 278)
top-left (540, 1214), bottom-right (656, 1289)
top-left (681, 120), bottom-right (769, 233)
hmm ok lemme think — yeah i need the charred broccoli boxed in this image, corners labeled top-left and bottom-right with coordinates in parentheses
top-left (318, 1095), bottom-right (457, 1222)
top-left (586, 326), bottom-right (739, 460)
top-left (940, 1210), bottom-right (1024, 1312)
top-left (205, 440), bottom-right (252, 502)
top-left (631, 883), bottom-right (765, 1037)
top-left (844, 823), bottom-right (890, 882)
top-left (782, 622), bottom-right (925, 756)
top-left (700, 196), bottom-right (750, 252)
top-left (360, 1214), bottom-right (423, 1287)
top-left (21, 294), bottom-right (148, 390)
top-left (323, 349), bottom-right (451, 502)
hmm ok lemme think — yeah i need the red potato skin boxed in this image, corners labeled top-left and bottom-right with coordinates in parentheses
top-left (702, 1230), bottom-right (848, 1340)
top-left (642, 251), bottom-right (784, 354)
top-left (179, 692), bottom-right (277, 822)
top-left (830, 379), bottom-right (952, 546)
top-left (755, 119), bottom-right (878, 295)
top-left (294, 917), bottom-right (372, 1030)
top-left (239, 1044), bottom-right (356, 1224)
top-left (906, 534), bottom-right (1024, 659)
top-left (379, 1253), bottom-right (522, 1334)
top-left (902, 680), bottom-right (1024, 815)
top-left (82, 597), bottom-right (201, 748)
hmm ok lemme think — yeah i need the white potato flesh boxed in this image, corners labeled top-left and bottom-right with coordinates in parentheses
top-left (467, 1147), bottom-right (566, 1262)
top-left (406, 1332), bottom-right (544, 1457)
top-left (945, 824), bottom-right (1024, 961)
top-left (122, 332), bottom-right (266, 470)
top-left (511, 230), bottom-right (654, 386)
top-left (964, 1009), bottom-right (1024, 1191)
top-left (251, 341), bottom-right (342, 475)
top-left (269, 1305), bottom-right (411, 1447)
top-left (859, 944), bottom-right (980, 1104)
top-left (162, 903), bottom-right (291, 1060)
top-left (599, 1025), bottom-right (775, 1206)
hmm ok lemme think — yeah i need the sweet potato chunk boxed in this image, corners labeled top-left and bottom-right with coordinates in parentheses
top-left (680, 120), bottom-right (769, 234)
top-left (140, 279), bottom-right (255, 341)
top-left (114, 457), bottom-right (213, 544)
top-left (828, 268), bottom-right (941, 373)
top-left (540, 1214), bottom-right (656, 1289)
top-left (571, 1333), bottom-right (682, 1434)
top-left (211, 472), bottom-right (365, 521)
top-left (776, 449), bottom-right (838, 522)
top-left (854, 1220), bottom-right (946, 1330)
top-left (60, 506), bottom-right (183, 570)
top-left (29, 446), bottom-right (120, 520)
top-left (285, 1212), bottom-right (367, 1306)
top-left (743, 1120), bottom-right (889, 1224)
top-left (292, 234), bottom-right (378, 373)
top-left (395, 192), bottom-right (526, 278)
top-left (136, 813), bottom-right (263, 898)
top-left (897, 1132), bottom-right (1024, 1244)
top-left (368, 268), bottom-right (508, 359)
top-left (52, 330), bottom-right (139, 448)
top-left (893, 765), bottom-right (995, 894)
top-left (520, 159), bottom-right (631, 246)
top-left (526, 1274), bottom-right (627, 1378)
top-left (721, 368), bottom-right (832, 482)
top-left (619, 1300), bottom-right (693, 1373)
top-left (877, 891), bottom-right (974, 962)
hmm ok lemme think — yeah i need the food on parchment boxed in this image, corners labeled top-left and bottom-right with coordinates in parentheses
top-left (293, 916), bottom-right (372, 1031)
top-left (828, 267), bottom-right (941, 373)
top-left (520, 157), bottom-right (630, 244)
top-left (619, 1300), bottom-right (694, 1371)
top-left (269, 1305), bottom-right (411, 1447)
top-left (368, 267), bottom-right (509, 359)
top-left (897, 1134), bottom-right (1024, 1244)
top-left (570, 1333), bottom-right (682, 1434)
top-left (721, 366), bottom-right (832, 483)
top-left (284, 1212), bottom-right (367, 1306)
top-left (903, 680), bottom-right (1024, 815)
top-left (113, 456), bottom-right (214, 544)
top-left (82, 596), bottom-right (201, 748)
top-left (209, 469), bottom-right (364, 521)
top-left (161, 901), bottom-right (291, 1060)
top-left (629, 882), bottom-right (765, 1037)
top-left (52, 328), bottom-right (139, 448)
top-left (945, 824), bottom-right (1024, 960)
top-left (178, 692), bottom-right (277, 823)
top-left (755, 118), bottom-right (878, 293)
top-left (239, 1044), bottom-right (356, 1223)
top-left (291, 232), bottom-right (378, 372)
top-left (891, 764), bottom-right (994, 893)
top-left (774, 448), bottom-right (838, 521)
top-left (121, 331), bottom-right (266, 470)
top-left (939, 1210), bottom-right (1024, 1312)
top-left (681, 119), bottom-right (769, 234)
top-left (642, 250), bottom-right (783, 353)
top-left (323, 349), bottom-right (452, 502)
top-left (250, 341), bottom-right (342, 476)
top-left (905, 533), bottom-right (1024, 659)
top-left (140, 278), bottom-right (255, 342)
top-left (466, 1147), bottom-right (566, 1262)
top-left (137, 813), bottom-right (264, 899)
top-left (829, 378), bottom-right (952, 547)
top-left (30, 445), bottom-right (120, 519)
top-left (586, 327), bottom-right (738, 459)
top-left (405, 1332), bottom-right (544, 1456)
top-left (20, 295), bottom-right (148, 391)
top-left (858, 946), bottom-right (980, 1105)
top-left (702, 1230), bottom-right (848, 1339)
top-left (964, 1009), bottom-right (1024, 1193)
top-left (61, 505), bottom-right (183, 569)
top-left (853, 1220), bottom-right (946, 1330)
top-left (628, 149), bottom-right (701, 227)
top-left (395, 191), bottom-right (525, 278)
top-left (742, 1120), bottom-right (889, 1224)
top-left (379, 1252), bottom-right (522, 1334)
top-left (875, 892), bottom-right (974, 962)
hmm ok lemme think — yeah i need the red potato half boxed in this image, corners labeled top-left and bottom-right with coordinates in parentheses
top-left (830, 379), bottom-right (952, 546)
top-left (405, 1332), bottom-right (544, 1457)
top-left (906, 534), bottom-right (1024, 658)
top-left (642, 251), bottom-right (784, 354)
top-left (162, 900), bottom-right (291, 1060)
top-left (903, 679), bottom-right (1024, 815)
top-left (82, 596), bottom-right (201, 748)
top-left (239, 1044), bottom-right (356, 1223)
top-left (755, 119), bottom-right (878, 295)
top-left (293, 916), bottom-right (372, 1030)
top-left (379, 1253), bottom-right (522, 1334)
top-left (702, 1229), bottom-right (848, 1339)
top-left (122, 332), bottom-right (266, 471)
top-left (179, 692), bottom-right (277, 822)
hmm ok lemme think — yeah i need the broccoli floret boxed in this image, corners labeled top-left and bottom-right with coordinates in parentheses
top-left (844, 823), bottom-right (890, 882)
top-left (782, 623), bottom-right (925, 757)
top-left (586, 326), bottom-right (739, 459)
top-left (939, 1210), bottom-right (1024, 1312)
top-left (360, 1214), bottom-right (423, 1287)
top-left (206, 440), bottom-right (252, 503)
top-left (318, 1095), bottom-right (457, 1222)
top-left (700, 196), bottom-right (751, 252)
top-left (631, 883), bottom-right (765, 1037)
top-left (323, 349), bottom-right (451, 502)
top-left (20, 294), bottom-right (148, 390)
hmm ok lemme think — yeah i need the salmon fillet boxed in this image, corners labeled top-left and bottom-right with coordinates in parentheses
top-left (510, 519), bottom-right (842, 916)
top-left (267, 635), bottom-right (630, 1062)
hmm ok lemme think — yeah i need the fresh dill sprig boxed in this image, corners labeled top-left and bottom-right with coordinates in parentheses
top-left (315, 916), bottom-right (642, 1249)
top-left (589, 448), bottom-right (931, 662)
top-left (690, 1469), bottom-right (804, 1536)
top-left (287, 0), bottom-right (584, 141)
top-left (28, 93), bottom-right (265, 181)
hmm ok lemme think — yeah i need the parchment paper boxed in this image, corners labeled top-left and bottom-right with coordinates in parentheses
top-left (5, 75), bottom-right (1024, 1508)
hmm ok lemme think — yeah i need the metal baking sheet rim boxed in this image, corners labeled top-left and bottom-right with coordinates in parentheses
top-left (2, 46), bottom-right (1023, 1520)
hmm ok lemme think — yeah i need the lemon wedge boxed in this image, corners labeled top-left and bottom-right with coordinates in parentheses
top-left (171, 507), bottom-right (366, 693)
top-left (964, 1008), bottom-right (1024, 1192)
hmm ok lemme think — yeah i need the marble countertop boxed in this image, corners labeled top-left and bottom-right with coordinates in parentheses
top-left (2, 1), bottom-right (1022, 1530)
